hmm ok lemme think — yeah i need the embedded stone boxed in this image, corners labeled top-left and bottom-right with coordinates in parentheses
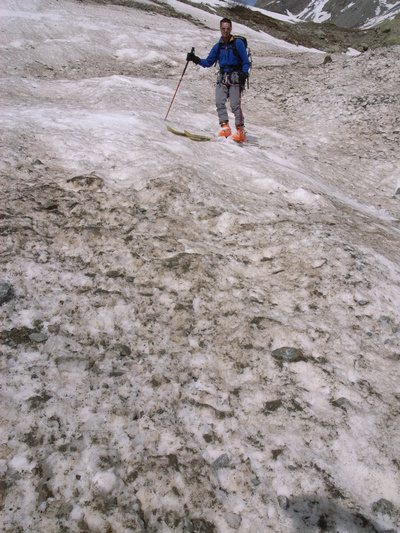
top-left (29, 332), bottom-right (48, 343)
top-left (0, 282), bottom-right (13, 305)
top-left (278, 495), bottom-right (289, 510)
top-left (263, 399), bottom-right (283, 414)
top-left (271, 347), bottom-right (305, 363)
top-left (225, 512), bottom-right (241, 529)
top-left (115, 344), bottom-right (131, 357)
top-left (372, 498), bottom-right (395, 515)
top-left (212, 454), bottom-right (229, 470)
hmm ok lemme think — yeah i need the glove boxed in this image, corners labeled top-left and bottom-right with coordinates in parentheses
top-left (187, 51), bottom-right (200, 65)
top-left (239, 71), bottom-right (248, 85)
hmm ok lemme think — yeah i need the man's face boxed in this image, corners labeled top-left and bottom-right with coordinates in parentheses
top-left (220, 23), bottom-right (231, 40)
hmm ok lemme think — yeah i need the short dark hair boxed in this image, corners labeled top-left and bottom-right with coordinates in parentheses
top-left (220, 18), bottom-right (232, 27)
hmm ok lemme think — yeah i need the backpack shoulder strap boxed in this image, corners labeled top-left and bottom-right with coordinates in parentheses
top-left (231, 38), bottom-right (242, 69)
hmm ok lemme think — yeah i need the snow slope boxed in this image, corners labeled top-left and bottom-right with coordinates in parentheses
top-left (1, 0), bottom-right (400, 532)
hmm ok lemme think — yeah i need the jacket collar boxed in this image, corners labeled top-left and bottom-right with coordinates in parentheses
top-left (220, 35), bottom-right (233, 45)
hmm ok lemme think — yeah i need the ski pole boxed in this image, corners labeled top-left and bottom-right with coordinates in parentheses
top-left (239, 87), bottom-right (242, 129)
top-left (164, 47), bottom-right (194, 121)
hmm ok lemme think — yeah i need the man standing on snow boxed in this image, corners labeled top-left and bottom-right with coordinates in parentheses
top-left (186, 18), bottom-right (250, 142)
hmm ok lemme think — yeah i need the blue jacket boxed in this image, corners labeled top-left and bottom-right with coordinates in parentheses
top-left (199, 37), bottom-right (250, 74)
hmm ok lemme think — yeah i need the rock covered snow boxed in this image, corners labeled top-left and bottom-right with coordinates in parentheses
top-left (0, 0), bottom-right (400, 532)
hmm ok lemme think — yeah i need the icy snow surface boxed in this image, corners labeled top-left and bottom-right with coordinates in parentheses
top-left (1, 0), bottom-right (400, 532)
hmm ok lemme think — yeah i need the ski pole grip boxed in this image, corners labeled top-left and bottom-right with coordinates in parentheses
top-left (191, 47), bottom-right (195, 54)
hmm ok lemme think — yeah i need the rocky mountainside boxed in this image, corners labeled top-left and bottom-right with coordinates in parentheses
top-left (94, 0), bottom-right (400, 52)
top-left (255, 0), bottom-right (400, 28)
top-left (209, 3), bottom-right (400, 53)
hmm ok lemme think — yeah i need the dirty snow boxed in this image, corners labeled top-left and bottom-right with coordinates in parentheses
top-left (1, 0), bottom-right (400, 532)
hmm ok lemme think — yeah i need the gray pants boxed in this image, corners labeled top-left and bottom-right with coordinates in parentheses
top-left (215, 71), bottom-right (244, 128)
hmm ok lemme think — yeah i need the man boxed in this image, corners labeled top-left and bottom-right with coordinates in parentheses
top-left (187, 18), bottom-right (250, 142)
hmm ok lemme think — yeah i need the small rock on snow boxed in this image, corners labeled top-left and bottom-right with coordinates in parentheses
top-left (278, 495), bottom-right (289, 510)
top-left (212, 454), bottom-right (229, 470)
top-left (29, 332), bottom-right (48, 343)
top-left (263, 399), bottom-right (283, 414)
top-left (271, 347), bottom-right (305, 363)
top-left (0, 282), bottom-right (13, 305)
top-left (225, 512), bottom-right (241, 529)
top-left (372, 498), bottom-right (396, 516)
top-left (115, 344), bottom-right (132, 357)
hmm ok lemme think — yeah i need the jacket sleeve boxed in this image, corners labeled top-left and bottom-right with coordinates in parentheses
top-left (235, 39), bottom-right (250, 74)
top-left (199, 43), bottom-right (219, 68)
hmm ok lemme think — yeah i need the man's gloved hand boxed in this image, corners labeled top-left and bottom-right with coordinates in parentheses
top-left (239, 71), bottom-right (248, 85)
top-left (187, 51), bottom-right (200, 65)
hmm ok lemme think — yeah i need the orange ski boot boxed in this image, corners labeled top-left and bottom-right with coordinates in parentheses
top-left (232, 126), bottom-right (246, 143)
top-left (219, 121), bottom-right (232, 137)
